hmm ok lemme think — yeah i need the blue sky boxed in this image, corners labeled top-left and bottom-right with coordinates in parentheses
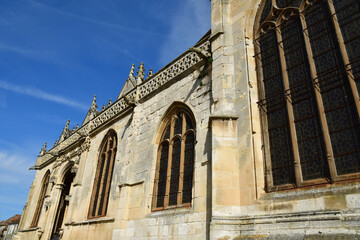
top-left (0, 0), bottom-right (210, 221)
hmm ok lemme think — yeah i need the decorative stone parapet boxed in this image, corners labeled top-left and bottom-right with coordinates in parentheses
top-left (34, 38), bottom-right (210, 169)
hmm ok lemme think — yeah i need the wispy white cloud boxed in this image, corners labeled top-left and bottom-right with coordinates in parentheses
top-left (0, 150), bottom-right (35, 218)
top-left (0, 151), bottom-right (34, 185)
top-left (0, 43), bottom-right (55, 61)
top-left (0, 80), bottom-right (88, 111)
top-left (159, 0), bottom-right (210, 66)
top-left (25, 0), bottom-right (172, 37)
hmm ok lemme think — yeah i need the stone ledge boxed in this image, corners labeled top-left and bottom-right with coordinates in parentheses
top-left (263, 182), bottom-right (360, 202)
top-left (147, 206), bottom-right (193, 218)
top-left (65, 217), bottom-right (115, 226)
top-left (18, 227), bottom-right (39, 232)
top-left (211, 210), bottom-right (342, 226)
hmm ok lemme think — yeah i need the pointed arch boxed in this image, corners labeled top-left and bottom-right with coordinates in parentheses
top-left (88, 129), bottom-right (117, 218)
top-left (255, 0), bottom-right (360, 191)
top-left (152, 103), bottom-right (196, 210)
top-left (30, 170), bottom-right (50, 228)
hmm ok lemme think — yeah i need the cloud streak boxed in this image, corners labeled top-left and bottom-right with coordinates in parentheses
top-left (0, 81), bottom-right (88, 111)
top-left (25, 0), bottom-right (173, 38)
top-left (0, 43), bottom-right (55, 61)
top-left (0, 151), bottom-right (34, 184)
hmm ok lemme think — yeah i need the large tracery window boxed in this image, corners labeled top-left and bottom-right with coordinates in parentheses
top-left (256, 0), bottom-right (360, 191)
top-left (31, 171), bottom-right (50, 228)
top-left (88, 131), bottom-right (117, 218)
top-left (153, 107), bottom-right (196, 210)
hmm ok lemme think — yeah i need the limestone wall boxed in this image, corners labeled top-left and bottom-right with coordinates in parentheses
top-left (61, 66), bottom-right (212, 240)
top-left (209, 0), bottom-right (360, 239)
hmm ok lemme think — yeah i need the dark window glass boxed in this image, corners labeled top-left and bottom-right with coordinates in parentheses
top-left (153, 109), bottom-right (195, 209)
top-left (89, 132), bottom-right (117, 218)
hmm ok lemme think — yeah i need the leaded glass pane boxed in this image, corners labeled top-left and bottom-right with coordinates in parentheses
top-left (174, 113), bottom-right (183, 136)
top-left (98, 150), bottom-right (112, 216)
top-left (169, 139), bottom-right (181, 206)
top-left (163, 125), bottom-right (170, 140)
top-left (185, 114), bottom-right (193, 131)
top-left (276, 0), bottom-right (303, 8)
top-left (156, 142), bottom-right (169, 208)
top-left (333, 0), bottom-right (360, 92)
top-left (109, 138), bottom-right (114, 149)
top-left (260, 0), bottom-right (272, 25)
top-left (280, 15), bottom-right (328, 180)
top-left (183, 133), bottom-right (195, 204)
top-left (305, 1), bottom-right (360, 176)
top-left (92, 153), bottom-right (105, 216)
top-left (259, 28), bottom-right (296, 186)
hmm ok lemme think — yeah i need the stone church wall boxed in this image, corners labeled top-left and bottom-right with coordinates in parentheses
top-left (15, 0), bottom-right (360, 239)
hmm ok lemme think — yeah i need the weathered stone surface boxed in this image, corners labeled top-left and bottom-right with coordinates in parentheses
top-left (16, 1), bottom-right (360, 240)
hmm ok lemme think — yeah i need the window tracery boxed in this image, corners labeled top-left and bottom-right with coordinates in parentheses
top-left (88, 131), bottom-right (117, 218)
top-left (153, 107), bottom-right (195, 210)
top-left (31, 171), bottom-right (50, 227)
top-left (256, 0), bottom-right (360, 191)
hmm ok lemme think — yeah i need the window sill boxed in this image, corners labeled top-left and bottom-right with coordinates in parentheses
top-left (264, 179), bottom-right (360, 201)
top-left (65, 217), bottom-right (115, 226)
top-left (18, 227), bottom-right (39, 233)
top-left (149, 204), bottom-right (192, 217)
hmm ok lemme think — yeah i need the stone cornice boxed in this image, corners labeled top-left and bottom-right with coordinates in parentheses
top-left (34, 37), bottom-right (210, 169)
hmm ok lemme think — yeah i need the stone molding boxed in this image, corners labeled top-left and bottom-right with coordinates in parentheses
top-left (35, 38), bottom-right (210, 169)
top-left (211, 210), bottom-right (342, 226)
top-left (18, 227), bottom-right (39, 233)
top-left (64, 217), bottom-right (115, 226)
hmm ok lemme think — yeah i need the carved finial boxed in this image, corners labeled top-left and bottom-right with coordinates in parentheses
top-left (65, 119), bottom-right (70, 130)
top-left (102, 104), bottom-right (106, 110)
top-left (129, 64), bottom-right (135, 77)
top-left (147, 69), bottom-right (153, 79)
top-left (40, 142), bottom-right (47, 156)
top-left (76, 124), bottom-right (79, 130)
top-left (90, 95), bottom-right (97, 110)
top-left (108, 99), bottom-right (112, 106)
top-left (136, 62), bottom-right (145, 84)
top-left (59, 119), bottom-right (71, 143)
top-left (54, 139), bottom-right (58, 146)
top-left (81, 95), bottom-right (99, 126)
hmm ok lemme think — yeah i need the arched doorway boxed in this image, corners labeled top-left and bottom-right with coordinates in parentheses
top-left (51, 169), bottom-right (75, 240)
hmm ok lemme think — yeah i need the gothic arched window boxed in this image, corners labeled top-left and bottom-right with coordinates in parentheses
top-left (31, 171), bottom-right (50, 227)
top-left (88, 130), bottom-right (117, 218)
top-left (256, 0), bottom-right (360, 191)
top-left (153, 107), bottom-right (196, 210)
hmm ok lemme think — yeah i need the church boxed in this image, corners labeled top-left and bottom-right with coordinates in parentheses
top-left (15, 0), bottom-right (360, 239)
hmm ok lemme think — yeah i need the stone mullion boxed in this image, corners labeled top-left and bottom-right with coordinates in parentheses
top-left (327, 0), bottom-right (360, 119)
top-left (152, 145), bottom-right (163, 208)
top-left (95, 138), bottom-right (110, 216)
top-left (88, 153), bottom-right (102, 218)
top-left (31, 173), bottom-right (50, 228)
top-left (254, 34), bottom-right (275, 190)
top-left (299, 9), bottom-right (337, 181)
top-left (51, 184), bottom-right (65, 238)
top-left (177, 113), bottom-right (186, 205)
top-left (164, 116), bottom-right (176, 207)
top-left (275, 24), bottom-right (303, 186)
top-left (101, 145), bottom-right (115, 216)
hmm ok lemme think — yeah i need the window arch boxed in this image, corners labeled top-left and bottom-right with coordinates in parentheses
top-left (31, 170), bottom-right (50, 227)
top-left (88, 130), bottom-right (117, 218)
top-left (153, 106), bottom-right (196, 210)
top-left (255, 0), bottom-right (360, 191)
